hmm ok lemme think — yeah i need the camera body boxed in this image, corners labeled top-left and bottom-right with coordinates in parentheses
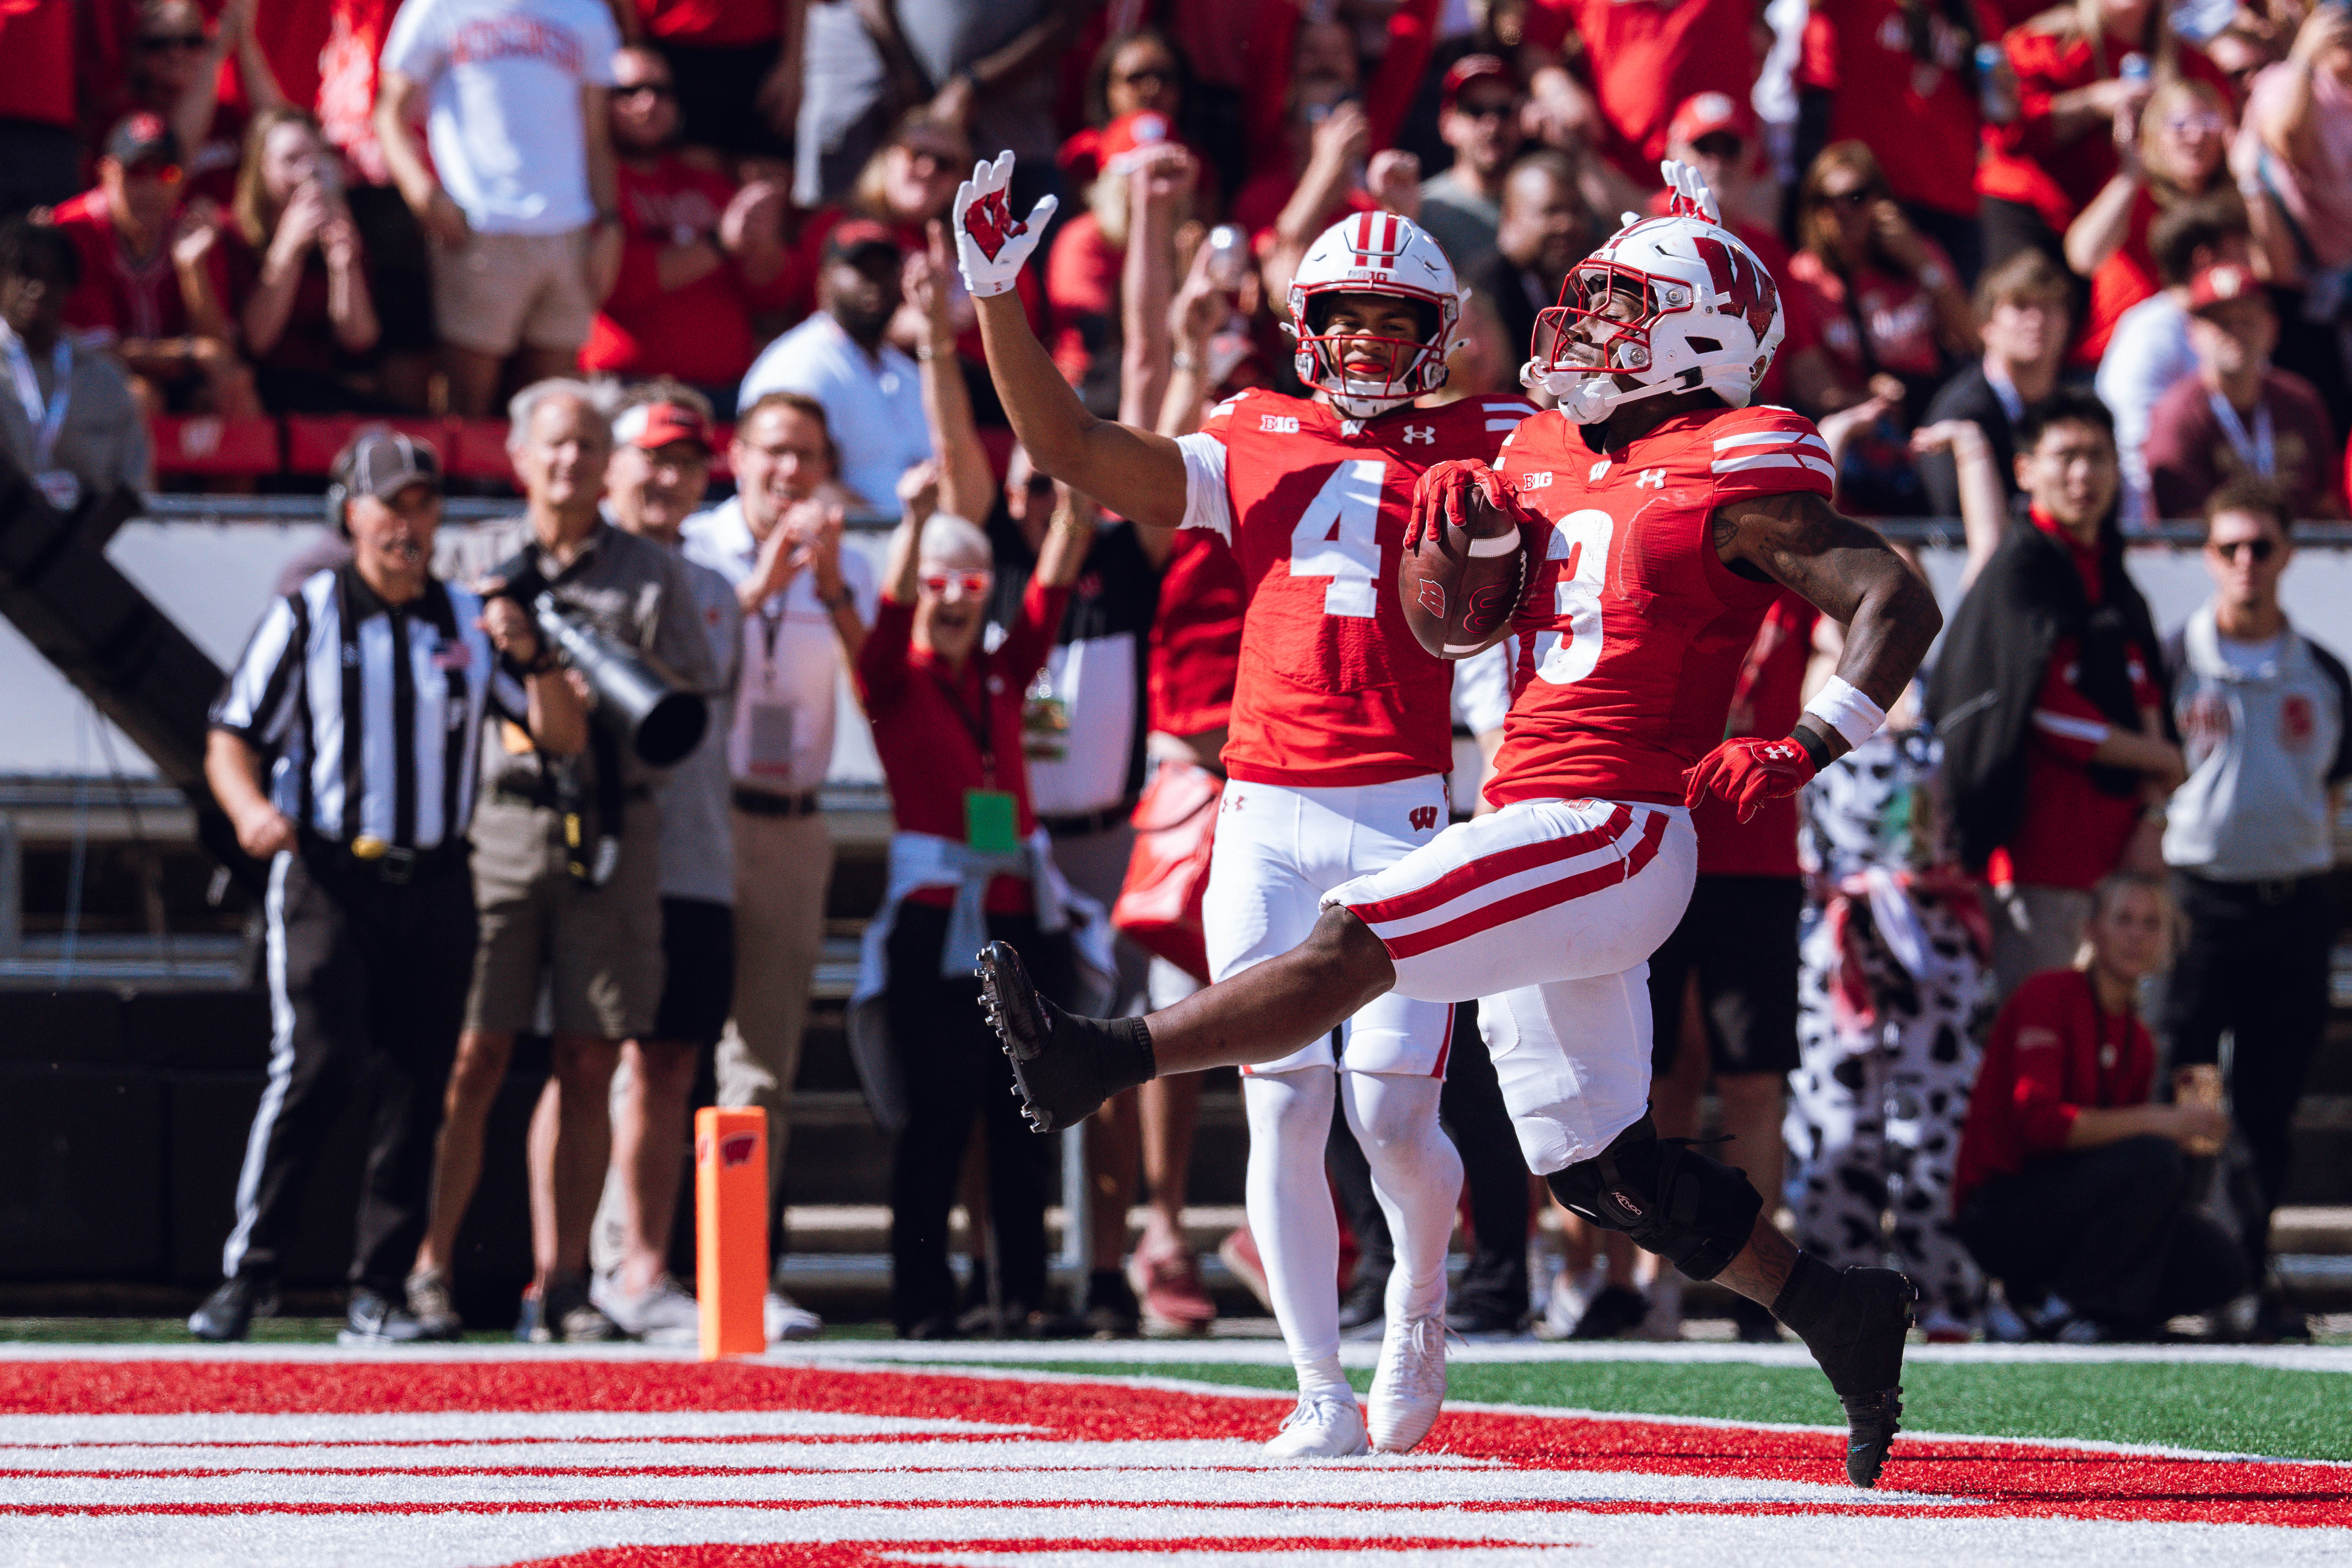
top-left (489, 550), bottom-right (708, 768)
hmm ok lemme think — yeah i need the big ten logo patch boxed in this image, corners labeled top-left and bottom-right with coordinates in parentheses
top-left (1522, 471), bottom-right (1555, 491)
top-left (1410, 805), bottom-right (1440, 831)
top-left (1261, 414), bottom-right (1302, 434)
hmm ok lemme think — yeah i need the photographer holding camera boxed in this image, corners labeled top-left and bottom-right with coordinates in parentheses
top-left (416, 379), bottom-right (719, 1343)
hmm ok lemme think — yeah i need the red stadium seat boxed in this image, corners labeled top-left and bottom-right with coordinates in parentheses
top-left (445, 418), bottom-right (520, 482)
top-left (148, 414), bottom-right (279, 477)
top-left (283, 414), bottom-right (459, 477)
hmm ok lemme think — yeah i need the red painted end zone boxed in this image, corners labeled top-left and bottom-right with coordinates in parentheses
top-left (4, 1360), bottom-right (2346, 1529)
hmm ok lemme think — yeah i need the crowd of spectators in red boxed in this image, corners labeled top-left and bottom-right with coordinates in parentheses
top-left (4, 0), bottom-right (2349, 520)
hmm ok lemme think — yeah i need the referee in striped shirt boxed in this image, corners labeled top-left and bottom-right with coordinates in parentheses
top-left (188, 431), bottom-right (585, 1345)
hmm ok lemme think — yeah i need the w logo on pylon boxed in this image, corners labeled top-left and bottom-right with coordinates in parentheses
top-left (1410, 806), bottom-right (1440, 831)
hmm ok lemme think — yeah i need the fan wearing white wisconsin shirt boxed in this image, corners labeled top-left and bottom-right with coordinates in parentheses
top-left (681, 389), bottom-right (875, 1342)
top-left (955, 149), bottom-right (1538, 1460)
top-left (375, 0), bottom-right (623, 417)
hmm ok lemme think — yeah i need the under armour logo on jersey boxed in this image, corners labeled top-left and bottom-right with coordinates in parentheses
top-left (1401, 425), bottom-right (1436, 445)
top-left (1635, 468), bottom-right (1667, 489)
top-left (1588, 460), bottom-right (1611, 483)
top-left (1409, 805), bottom-right (1439, 831)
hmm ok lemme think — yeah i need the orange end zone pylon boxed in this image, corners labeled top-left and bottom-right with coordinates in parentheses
top-left (694, 1107), bottom-right (769, 1360)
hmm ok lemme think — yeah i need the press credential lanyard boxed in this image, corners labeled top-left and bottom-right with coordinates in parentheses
top-left (0, 325), bottom-right (70, 474)
top-left (2208, 389), bottom-right (2276, 479)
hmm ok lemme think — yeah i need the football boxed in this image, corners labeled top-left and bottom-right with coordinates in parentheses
top-left (1399, 473), bottom-right (1527, 661)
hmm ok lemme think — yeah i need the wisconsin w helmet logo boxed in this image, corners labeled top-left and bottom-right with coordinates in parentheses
top-left (1692, 236), bottom-right (1777, 341)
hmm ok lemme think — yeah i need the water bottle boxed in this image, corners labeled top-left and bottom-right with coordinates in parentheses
top-left (1976, 42), bottom-right (2017, 125)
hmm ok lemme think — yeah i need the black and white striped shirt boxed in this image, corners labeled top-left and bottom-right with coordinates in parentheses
top-left (210, 566), bottom-right (525, 850)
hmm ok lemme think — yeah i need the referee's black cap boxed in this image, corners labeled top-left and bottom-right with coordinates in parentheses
top-left (335, 429), bottom-right (444, 501)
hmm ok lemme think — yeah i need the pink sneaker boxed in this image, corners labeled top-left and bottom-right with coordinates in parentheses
top-left (1128, 1232), bottom-right (1216, 1334)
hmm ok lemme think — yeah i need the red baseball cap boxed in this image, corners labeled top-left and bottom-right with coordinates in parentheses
top-left (1441, 55), bottom-right (1518, 112)
top-left (1667, 91), bottom-right (1755, 151)
top-left (823, 218), bottom-right (900, 265)
top-left (614, 400), bottom-right (712, 454)
top-left (2187, 262), bottom-right (2265, 314)
top-left (1098, 110), bottom-right (1175, 176)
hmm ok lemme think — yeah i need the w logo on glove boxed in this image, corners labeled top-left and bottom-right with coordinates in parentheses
top-left (963, 186), bottom-right (1026, 262)
top-left (952, 150), bottom-right (1057, 299)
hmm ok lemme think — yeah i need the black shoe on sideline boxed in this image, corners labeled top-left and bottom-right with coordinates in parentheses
top-left (188, 1275), bottom-right (278, 1343)
top-left (1083, 1269), bottom-right (1141, 1339)
top-left (977, 941), bottom-right (1153, 1133)
top-left (1337, 1274), bottom-right (1386, 1335)
top-left (1448, 1298), bottom-right (1527, 1337)
top-left (1569, 1283), bottom-right (1648, 1341)
top-left (1730, 1294), bottom-right (1785, 1343)
top-left (899, 1311), bottom-right (961, 1341)
top-left (338, 1288), bottom-right (439, 1346)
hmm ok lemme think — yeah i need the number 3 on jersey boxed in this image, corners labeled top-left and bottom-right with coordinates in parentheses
top-left (1288, 459), bottom-right (1387, 617)
top-left (1534, 507), bottom-right (1613, 686)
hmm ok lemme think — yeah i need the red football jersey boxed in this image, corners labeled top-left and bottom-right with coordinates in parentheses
top-left (1183, 387), bottom-right (1537, 786)
top-left (1488, 404), bottom-right (1835, 807)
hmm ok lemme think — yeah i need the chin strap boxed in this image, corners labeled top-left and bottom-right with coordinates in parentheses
top-left (1525, 365), bottom-right (1696, 425)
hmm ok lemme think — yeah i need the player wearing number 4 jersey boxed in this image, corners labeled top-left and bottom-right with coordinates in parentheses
top-left (979, 161), bottom-right (1948, 1491)
top-left (952, 152), bottom-right (1530, 1460)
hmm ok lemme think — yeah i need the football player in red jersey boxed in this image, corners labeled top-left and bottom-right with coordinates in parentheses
top-left (979, 162), bottom-right (1946, 1489)
top-left (951, 152), bottom-right (1537, 1460)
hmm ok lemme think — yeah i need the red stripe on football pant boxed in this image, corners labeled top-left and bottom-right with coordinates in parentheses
top-left (1377, 810), bottom-right (1668, 961)
top-left (1345, 805), bottom-right (1634, 926)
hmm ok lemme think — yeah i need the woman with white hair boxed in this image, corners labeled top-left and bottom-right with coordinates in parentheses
top-left (847, 464), bottom-right (1106, 1339)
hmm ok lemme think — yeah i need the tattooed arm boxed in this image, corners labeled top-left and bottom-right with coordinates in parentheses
top-left (1709, 490), bottom-right (1941, 766)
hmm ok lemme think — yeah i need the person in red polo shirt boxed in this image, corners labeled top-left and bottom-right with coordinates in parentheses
top-left (1926, 390), bottom-right (2185, 1000)
top-left (849, 471), bottom-right (1099, 1339)
top-left (51, 112), bottom-right (263, 419)
top-left (1952, 873), bottom-right (2244, 1340)
top-left (583, 44), bottom-right (788, 414)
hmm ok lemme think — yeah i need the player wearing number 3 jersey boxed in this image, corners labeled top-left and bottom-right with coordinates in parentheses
top-left (950, 151), bottom-right (1530, 1460)
top-left (978, 160), bottom-right (1950, 1491)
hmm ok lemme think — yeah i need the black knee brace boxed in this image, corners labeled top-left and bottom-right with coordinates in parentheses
top-left (1543, 1112), bottom-right (1762, 1281)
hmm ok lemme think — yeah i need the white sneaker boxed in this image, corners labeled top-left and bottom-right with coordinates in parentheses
top-left (1261, 1394), bottom-right (1370, 1459)
top-left (1367, 1314), bottom-right (1447, 1453)
top-left (590, 1272), bottom-right (702, 1344)
top-left (764, 1290), bottom-right (823, 1342)
top-left (1633, 1270), bottom-right (1684, 1342)
top-left (1541, 1263), bottom-right (1602, 1340)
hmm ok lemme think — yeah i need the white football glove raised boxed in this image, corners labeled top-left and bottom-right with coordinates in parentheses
top-left (951, 150), bottom-right (1057, 299)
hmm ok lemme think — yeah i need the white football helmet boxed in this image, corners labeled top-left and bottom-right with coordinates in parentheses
top-left (1287, 210), bottom-right (1461, 422)
top-left (1524, 160), bottom-right (1786, 425)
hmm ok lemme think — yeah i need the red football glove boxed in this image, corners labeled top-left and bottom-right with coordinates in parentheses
top-left (1683, 735), bottom-right (1819, 823)
top-left (1405, 459), bottom-right (1519, 552)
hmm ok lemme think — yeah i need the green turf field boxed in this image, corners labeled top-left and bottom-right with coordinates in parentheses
top-left (987, 1357), bottom-right (2352, 1464)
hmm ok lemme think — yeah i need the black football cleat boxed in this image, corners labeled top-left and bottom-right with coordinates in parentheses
top-left (1792, 1265), bottom-right (1916, 1488)
top-left (977, 940), bottom-right (1154, 1133)
top-left (1840, 1388), bottom-right (1905, 1489)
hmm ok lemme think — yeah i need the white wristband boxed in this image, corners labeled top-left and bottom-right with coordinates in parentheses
top-left (1801, 675), bottom-right (1889, 751)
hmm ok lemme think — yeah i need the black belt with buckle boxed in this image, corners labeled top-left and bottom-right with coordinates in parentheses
top-left (301, 830), bottom-right (466, 884)
top-left (1039, 802), bottom-right (1135, 837)
top-left (732, 786), bottom-right (821, 818)
top-left (2181, 869), bottom-right (2322, 907)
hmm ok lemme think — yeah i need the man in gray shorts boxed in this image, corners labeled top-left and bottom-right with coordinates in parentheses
top-left (414, 379), bottom-right (718, 1342)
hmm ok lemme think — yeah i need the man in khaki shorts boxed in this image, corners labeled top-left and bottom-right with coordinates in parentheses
top-left (375, 0), bottom-right (624, 415)
top-left (417, 379), bottom-right (719, 1342)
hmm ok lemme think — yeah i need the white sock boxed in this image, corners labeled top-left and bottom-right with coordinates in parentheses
top-left (1243, 1068), bottom-right (1352, 1400)
top-left (1342, 1070), bottom-right (1461, 1324)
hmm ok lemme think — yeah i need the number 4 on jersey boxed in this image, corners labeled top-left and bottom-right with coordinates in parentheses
top-left (1288, 459), bottom-right (1387, 617)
